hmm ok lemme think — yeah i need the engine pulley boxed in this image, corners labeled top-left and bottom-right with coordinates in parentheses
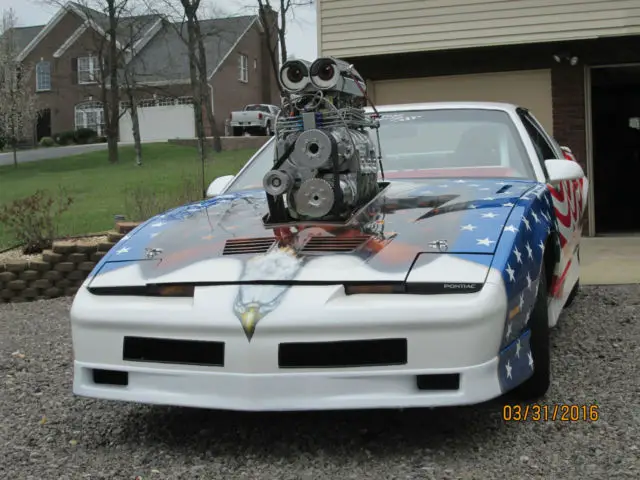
top-left (263, 170), bottom-right (293, 196)
top-left (293, 178), bottom-right (335, 218)
top-left (291, 129), bottom-right (333, 169)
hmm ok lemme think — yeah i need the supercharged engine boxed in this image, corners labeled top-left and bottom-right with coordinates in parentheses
top-left (262, 56), bottom-right (383, 225)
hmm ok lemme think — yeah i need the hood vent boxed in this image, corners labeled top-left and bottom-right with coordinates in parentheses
top-left (301, 234), bottom-right (371, 254)
top-left (223, 237), bottom-right (276, 255)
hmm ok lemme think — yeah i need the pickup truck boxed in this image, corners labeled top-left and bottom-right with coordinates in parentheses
top-left (229, 104), bottom-right (280, 136)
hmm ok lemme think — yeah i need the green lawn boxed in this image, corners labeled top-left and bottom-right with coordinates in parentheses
top-left (0, 143), bottom-right (257, 249)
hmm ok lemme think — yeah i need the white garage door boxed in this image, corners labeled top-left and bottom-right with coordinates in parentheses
top-left (371, 69), bottom-right (553, 134)
top-left (119, 97), bottom-right (196, 143)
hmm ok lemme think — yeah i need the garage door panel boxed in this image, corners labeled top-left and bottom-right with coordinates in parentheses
top-left (119, 104), bottom-right (196, 143)
top-left (372, 69), bottom-right (553, 134)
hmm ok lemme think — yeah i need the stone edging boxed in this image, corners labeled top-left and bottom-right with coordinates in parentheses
top-left (0, 221), bottom-right (141, 304)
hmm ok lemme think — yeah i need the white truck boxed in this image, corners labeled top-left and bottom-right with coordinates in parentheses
top-left (228, 104), bottom-right (280, 137)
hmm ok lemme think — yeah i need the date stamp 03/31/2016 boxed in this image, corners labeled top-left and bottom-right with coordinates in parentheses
top-left (502, 404), bottom-right (600, 422)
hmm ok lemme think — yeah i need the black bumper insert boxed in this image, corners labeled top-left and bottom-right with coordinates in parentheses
top-left (279, 338), bottom-right (407, 368)
top-left (123, 336), bottom-right (225, 367)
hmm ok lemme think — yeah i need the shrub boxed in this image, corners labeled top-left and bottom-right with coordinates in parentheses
top-left (53, 131), bottom-right (76, 146)
top-left (0, 136), bottom-right (5, 151)
top-left (95, 135), bottom-right (107, 143)
top-left (0, 188), bottom-right (74, 254)
top-left (74, 127), bottom-right (97, 144)
top-left (123, 176), bottom-right (202, 222)
top-left (39, 136), bottom-right (55, 147)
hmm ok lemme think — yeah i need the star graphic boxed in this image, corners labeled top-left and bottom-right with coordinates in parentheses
top-left (531, 211), bottom-right (540, 223)
top-left (538, 240), bottom-right (545, 252)
top-left (504, 225), bottom-right (518, 233)
top-left (546, 225), bottom-right (551, 235)
top-left (482, 212), bottom-right (499, 219)
top-left (505, 322), bottom-right (512, 340)
top-left (454, 180), bottom-right (466, 183)
top-left (483, 197), bottom-right (496, 201)
top-left (506, 263), bottom-right (516, 282)
top-left (151, 222), bottom-right (166, 228)
top-left (513, 246), bottom-right (523, 264)
top-left (150, 232), bottom-right (160, 238)
top-left (506, 360), bottom-right (513, 379)
top-left (469, 204), bottom-right (478, 209)
top-left (516, 339), bottom-right (522, 358)
top-left (525, 242), bottom-right (533, 259)
top-left (503, 202), bottom-right (515, 208)
top-left (477, 237), bottom-right (496, 247)
top-left (121, 234), bottom-right (131, 241)
top-left (544, 195), bottom-right (551, 206)
top-left (523, 216), bottom-right (531, 231)
top-left (496, 181), bottom-right (509, 186)
top-left (541, 211), bottom-right (550, 222)
top-left (461, 224), bottom-right (477, 231)
top-left (519, 293), bottom-right (525, 310)
top-left (528, 351), bottom-right (534, 369)
top-left (526, 272), bottom-right (532, 290)
top-left (116, 247), bottom-right (129, 255)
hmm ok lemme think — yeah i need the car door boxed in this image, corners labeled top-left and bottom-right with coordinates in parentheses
top-left (517, 109), bottom-right (584, 298)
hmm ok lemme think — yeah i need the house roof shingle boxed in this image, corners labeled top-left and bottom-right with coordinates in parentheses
top-left (1, 25), bottom-right (45, 53)
top-left (127, 15), bottom-right (257, 83)
top-left (69, 2), bottom-right (162, 47)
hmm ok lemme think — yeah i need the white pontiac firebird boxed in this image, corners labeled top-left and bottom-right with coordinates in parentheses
top-left (70, 102), bottom-right (588, 411)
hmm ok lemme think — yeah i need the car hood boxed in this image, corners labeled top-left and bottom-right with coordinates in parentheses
top-left (88, 178), bottom-right (538, 287)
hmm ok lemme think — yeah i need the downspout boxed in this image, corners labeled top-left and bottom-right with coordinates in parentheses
top-left (208, 83), bottom-right (214, 116)
top-left (208, 82), bottom-right (216, 135)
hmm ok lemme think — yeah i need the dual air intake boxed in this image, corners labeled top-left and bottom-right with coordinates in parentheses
top-left (279, 57), bottom-right (365, 95)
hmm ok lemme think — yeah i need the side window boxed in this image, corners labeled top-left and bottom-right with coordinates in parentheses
top-left (520, 114), bottom-right (558, 161)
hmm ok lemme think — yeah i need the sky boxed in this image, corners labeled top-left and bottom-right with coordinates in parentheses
top-left (0, 0), bottom-right (318, 60)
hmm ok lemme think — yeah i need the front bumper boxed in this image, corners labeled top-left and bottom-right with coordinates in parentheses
top-left (70, 270), bottom-right (511, 411)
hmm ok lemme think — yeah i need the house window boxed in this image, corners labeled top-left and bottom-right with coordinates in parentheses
top-left (36, 61), bottom-right (51, 91)
top-left (78, 56), bottom-right (100, 84)
top-left (238, 54), bottom-right (248, 83)
top-left (75, 101), bottom-right (104, 135)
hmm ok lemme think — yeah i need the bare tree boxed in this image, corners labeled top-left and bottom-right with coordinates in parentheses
top-left (149, 1), bottom-right (223, 155)
top-left (0, 8), bottom-right (38, 168)
top-left (43, 0), bottom-right (131, 163)
top-left (256, 0), bottom-right (313, 98)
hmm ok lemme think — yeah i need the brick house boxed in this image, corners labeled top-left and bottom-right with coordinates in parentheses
top-left (9, 1), bottom-right (279, 144)
top-left (317, 0), bottom-right (640, 237)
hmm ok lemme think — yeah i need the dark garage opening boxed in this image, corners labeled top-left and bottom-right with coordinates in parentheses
top-left (591, 66), bottom-right (640, 234)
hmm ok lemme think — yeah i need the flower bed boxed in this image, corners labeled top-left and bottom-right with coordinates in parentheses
top-left (0, 221), bottom-right (141, 303)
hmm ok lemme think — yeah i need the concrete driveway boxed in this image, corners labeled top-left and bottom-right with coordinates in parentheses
top-left (581, 235), bottom-right (640, 285)
top-left (0, 143), bottom-right (109, 166)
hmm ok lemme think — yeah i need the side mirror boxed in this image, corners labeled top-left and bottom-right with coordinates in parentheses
top-left (544, 159), bottom-right (584, 185)
top-left (206, 175), bottom-right (234, 197)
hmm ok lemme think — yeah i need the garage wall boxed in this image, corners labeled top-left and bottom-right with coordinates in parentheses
top-left (119, 103), bottom-right (196, 143)
top-left (371, 69), bottom-right (554, 134)
top-left (318, 0), bottom-right (640, 58)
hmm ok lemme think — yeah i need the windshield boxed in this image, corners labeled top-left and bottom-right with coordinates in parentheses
top-left (225, 108), bottom-right (535, 193)
top-left (245, 105), bottom-right (271, 113)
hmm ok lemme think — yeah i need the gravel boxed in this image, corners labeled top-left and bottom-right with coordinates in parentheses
top-left (1, 285), bottom-right (638, 480)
